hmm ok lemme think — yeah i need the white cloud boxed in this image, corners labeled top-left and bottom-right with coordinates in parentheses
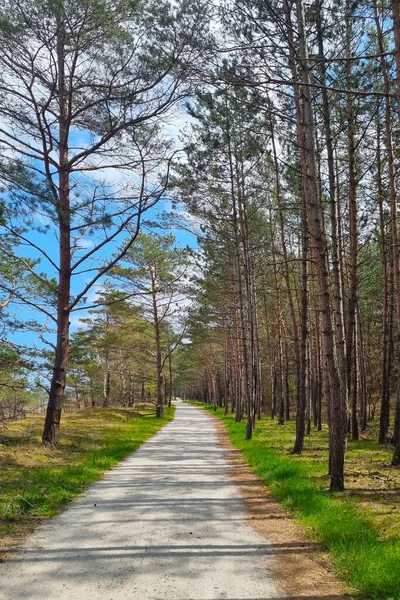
top-left (69, 312), bottom-right (91, 330)
top-left (77, 238), bottom-right (95, 249)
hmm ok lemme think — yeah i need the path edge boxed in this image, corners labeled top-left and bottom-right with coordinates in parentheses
top-left (189, 402), bottom-right (355, 599)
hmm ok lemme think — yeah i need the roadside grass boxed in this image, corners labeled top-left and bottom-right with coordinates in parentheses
top-left (196, 403), bottom-right (400, 600)
top-left (0, 406), bottom-right (174, 555)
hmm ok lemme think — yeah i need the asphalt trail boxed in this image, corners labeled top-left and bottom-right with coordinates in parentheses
top-left (0, 401), bottom-right (280, 600)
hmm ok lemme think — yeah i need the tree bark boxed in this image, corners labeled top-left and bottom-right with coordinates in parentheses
top-left (150, 268), bottom-right (163, 418)
top-left (283, 0), bottom-right (309, 454)
top-left (43, 24), bottom-right (70, 445)
top-left (375, 118), bottom-right (391, 443)
top-left (168, 353), bottom-right (173, 408)
top-left (344, 0), bottom-right (359, 443)
top-left (270, 112), bottom-right (299, 425)
top-left (294, 0), bottom-right (348, 489)
top-left (390, 0), bottom-right (400, 462)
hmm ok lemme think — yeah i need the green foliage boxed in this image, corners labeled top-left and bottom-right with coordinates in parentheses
top-left (68, 288), bottom-right (158, 407)
top-left (115, 232), bottom-right (190, 288)
top-left (111, 233), bottom-right (190, 389)
top-left (0, 344), bottom-right (40, 419)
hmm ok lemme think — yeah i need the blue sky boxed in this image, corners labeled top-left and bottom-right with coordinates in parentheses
top-left (0, 91), bottom-right (203, 367)
top-left (7, 196), bottom-right (198, 357)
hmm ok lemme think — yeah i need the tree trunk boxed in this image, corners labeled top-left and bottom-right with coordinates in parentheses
top-left (316, 0), bottom-right (347, 416)
top-left (283, 0), bottom-right (309, 454)
top-left (294, 0), bottom-right (348, 489)
top-left (272, 236), bottom-right (285, 426)
top-left (375, 117), bottom-right (391, 442)
top-left (270, 112), bottom-right (299, 424)
top-left (103, 368), bottom-right (111, 408)
top-left (91, 380), bottom-right (96, 408)
top-left (151, 269), bottom-right (163, 418)
top-left (390, 0), bottom-right (400, 463)
top-left (43, 26), bottom-right (70, 445)
top-left (344, 0), bottom-right (359, 444)
top-left (357, 305), bottom-right (367, 432)
top-left (228, 135), bottom-right (253, 436)
top-left (168, 353), bottom-right (173, 408)
top-left (351, 312), bottom-right (359, 441)
top-left (293, 205), bottom-right (309, 453)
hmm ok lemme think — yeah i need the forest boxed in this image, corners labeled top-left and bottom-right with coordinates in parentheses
top-left (1, 1), bottom-right (400, 594)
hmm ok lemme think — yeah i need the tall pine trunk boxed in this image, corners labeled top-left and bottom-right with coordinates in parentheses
top-left (150, 269), bottom-right (163, 418)
top-left (283, 0), bottom-right (309, 454)
top-left (345, 0), bottom-right (359, 441)
top-left (295, 0), bottom-right (348, 489)
top-left (390, 0), bottom-right (400, 463)
top-left (43, 25), bottom-right (70, 445)
top-left (376, 119), bottom-right (391, 443)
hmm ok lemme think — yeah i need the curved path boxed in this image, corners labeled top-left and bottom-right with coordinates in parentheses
top-left (0, 402), bottom-right (280, 600)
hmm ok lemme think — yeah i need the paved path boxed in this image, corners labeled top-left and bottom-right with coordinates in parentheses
top-left (0, 402), bottom-right (280, 600)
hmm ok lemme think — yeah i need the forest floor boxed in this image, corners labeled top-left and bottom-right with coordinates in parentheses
top-left (199, 403), bottom-right (400, 600)
top-left (0, 406), bottom-right (174, 559)
top-left (0, 400), bottom-right (352, 600)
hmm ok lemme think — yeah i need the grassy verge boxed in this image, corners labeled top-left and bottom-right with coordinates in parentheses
top-left (0, 406), bottom-right (174, 555)
top-left (196, 403), bottom-right (400, 600)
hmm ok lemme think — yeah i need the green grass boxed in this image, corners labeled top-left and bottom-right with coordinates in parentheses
top-left (0, 406), bottom-right (174, 552)
top-left (195, 403), bottom-right (400, 600)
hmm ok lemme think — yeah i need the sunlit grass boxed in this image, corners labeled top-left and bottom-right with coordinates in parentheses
top-left (0, 406), bottom-right (174, 553)
top-left (196, 403), bottom-right (400, 600)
